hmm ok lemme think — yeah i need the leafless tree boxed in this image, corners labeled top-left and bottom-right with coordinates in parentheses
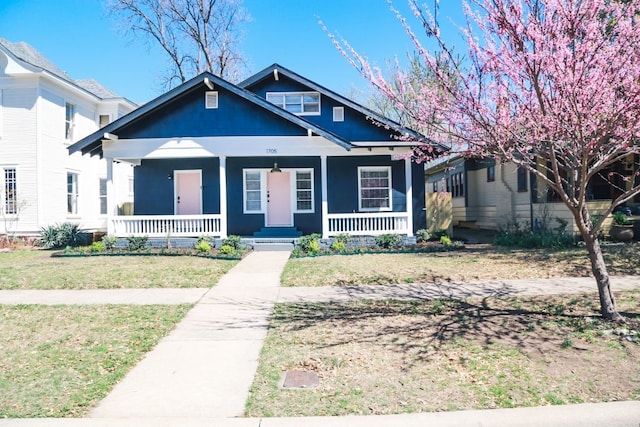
top-left (106, 0), bottom-right (249, 88)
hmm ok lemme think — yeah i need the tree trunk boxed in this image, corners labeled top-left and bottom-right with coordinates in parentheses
top-left (582, 234), bottom-right (623, 322)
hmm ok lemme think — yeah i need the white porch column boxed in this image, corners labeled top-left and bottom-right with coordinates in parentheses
top-left (219, 156), bottom-right (228, 238)
top-left (106, 157), bottom-right (115, 235)
top-left (321, 155), bottom-right (329, 238)
top-left (405, 157), bottom-right (414, 237)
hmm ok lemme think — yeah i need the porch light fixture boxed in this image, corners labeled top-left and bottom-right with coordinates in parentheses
top-left (270, 162), bottom-right (282, 173)
top-left (167, 173), bottom-right (173, 180)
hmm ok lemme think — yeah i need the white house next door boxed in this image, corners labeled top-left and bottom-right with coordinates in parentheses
top-left (267, 171), bottom-right (292, 226)
top-left (175, 170), bottom-right (202, 215)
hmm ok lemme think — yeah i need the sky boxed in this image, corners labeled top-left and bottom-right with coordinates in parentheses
top-left (0, 0), bottom-right (466, 105)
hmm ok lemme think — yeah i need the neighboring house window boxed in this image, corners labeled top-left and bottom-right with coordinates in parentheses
top-left (65, 102), bottom-right (75, 140)
top-left (358, 166), bottom-right (392, 211)
top-left (99, 178), bottom-right (107, 215)
top-left (451, 172), bottom-right (464, 198)
top-left (517, 167), bottom-right (528, 192)
top-left (333, 106), bottom-right (344, 122)
top-left (3, 168), bottom-right (17, 215)
top-left (487, 165), bottom-right (495, 182)
top-left (432, 182), bottom-right (438, 193)
top-left (99, 114), bottom-right (110, 127)
top-left (205, 91), bottom-right (218, 109)
top-left (67, 172), bottom-right (79, 215)
top-left (295, 170), bottom-right (314, 212)
top-left (266, 92), bottom-right (320, 115)
top-left (243, 170), bottom-right (263, 213)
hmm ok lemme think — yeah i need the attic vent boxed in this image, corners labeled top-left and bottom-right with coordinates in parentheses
top-left (333, 106), bottom-right (344, 122)
top-left (205, 91), bottom-right (218, 109)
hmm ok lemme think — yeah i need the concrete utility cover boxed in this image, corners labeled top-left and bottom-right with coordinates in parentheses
top-left (282, 370), bottom-right (319, 389)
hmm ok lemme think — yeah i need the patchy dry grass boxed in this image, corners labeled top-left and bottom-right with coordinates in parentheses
top-left (246, 291), bottom-right (640, 417)
top-left (0, 304), bottom-right (191, 417)
top-left (281, 244), bottom-right (640, 287)
top-left (0, 249), bottom-right (238, 290)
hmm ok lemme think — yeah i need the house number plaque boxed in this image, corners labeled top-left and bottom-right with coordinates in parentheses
top-left (266, 148), bottom-right (278, 154)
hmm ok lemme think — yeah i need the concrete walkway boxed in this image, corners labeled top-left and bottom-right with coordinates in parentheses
top-left (0, 252), bottom-right (639, 426)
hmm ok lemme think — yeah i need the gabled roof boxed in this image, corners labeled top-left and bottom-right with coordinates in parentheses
top-left (0, 38), bottom-right (133, 103)
top-left (69, 71), bottom-right (354, 157)
top-left (239, 63), bottom-right (427, 143)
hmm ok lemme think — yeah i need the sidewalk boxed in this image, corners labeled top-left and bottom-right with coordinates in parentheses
top-left (0, 252), bottom-right (639, 426)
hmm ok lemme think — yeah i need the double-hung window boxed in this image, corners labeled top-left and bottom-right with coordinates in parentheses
top-left (266, 92), bottom-right (320, 115)
top-left (358, 166), bottom-right (392, 211)
top-left (295, 170), bottom-right (314, 212)
top-left (67, 172), bottom-right (79, 215)
top-left (3, 168), bottom-right (17, 215)
top-left (65, 102), bottom-right (75, 141)
top-left (243, 170), bottom-right (263, 213)
top-left (99, 178), bottom-right (107, 215)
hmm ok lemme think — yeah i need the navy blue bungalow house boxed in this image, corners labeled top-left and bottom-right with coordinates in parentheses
top-left (69, 64), bottom-right (427, 240)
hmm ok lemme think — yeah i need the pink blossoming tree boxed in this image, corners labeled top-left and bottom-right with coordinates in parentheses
top-left (333, 0), bottom-right (640, 321)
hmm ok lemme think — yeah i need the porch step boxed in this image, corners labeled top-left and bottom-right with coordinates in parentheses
top-left (253, 227), bottom-right (302, 238)
top-left (252, 242), bottom-right (295, 251)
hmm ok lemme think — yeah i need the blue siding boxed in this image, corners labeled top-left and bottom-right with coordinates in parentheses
top-left (119, 86), bottom-right (307, 139)
top-left (226, 157), bottom-right (322, 236)
top-left (247, 75), bottom-right (400, 142)
top-left (134, 158), bottom-right (220, 215)
top-left (327, 155), bottom-right (406, 213)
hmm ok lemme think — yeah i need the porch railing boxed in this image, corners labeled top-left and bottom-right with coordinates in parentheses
top-left (111, 214), bottom-right (223, 237)
top-left (327, 212), bottom-right (410, 236)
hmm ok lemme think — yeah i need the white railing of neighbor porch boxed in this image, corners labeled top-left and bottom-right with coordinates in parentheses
top-left (327, 212), bottom-right (410, 236)
top-left (111, 215), bottom-right (223, 237)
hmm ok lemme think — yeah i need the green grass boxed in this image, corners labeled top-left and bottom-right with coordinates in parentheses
top-left (0, 249), bottom-right (238, 289)
top-left (0, 304), bottom-right (191, 417)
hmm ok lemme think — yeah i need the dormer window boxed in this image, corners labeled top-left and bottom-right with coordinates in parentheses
top-left (266, 91), bottom-right (320, 115)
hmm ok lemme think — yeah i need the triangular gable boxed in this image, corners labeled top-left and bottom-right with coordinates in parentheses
top-left (69, 72), bottom-right (353, 158)
top-left (239, 63), bottom-right (427, 143)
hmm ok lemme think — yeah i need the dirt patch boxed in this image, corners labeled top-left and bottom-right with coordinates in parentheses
top-left (246, 292), bottom-right (640, 417)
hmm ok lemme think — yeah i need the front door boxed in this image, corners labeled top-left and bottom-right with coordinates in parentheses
top-left (267, 171), bottom-right (292, 226)
top-left (175, 170), bottom-right (202, 215)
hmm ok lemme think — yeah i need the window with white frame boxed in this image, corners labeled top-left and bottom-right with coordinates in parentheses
top-left (266, 92), bottom-right (320, 115)
top-left (333, 106), bottom-right (344, 122)
top-left (358, 166), bottom-right (392, 211)
top-left (243, 170), bottom-right (263, 213)
top-left (295, 170), bottom-right (314, 212)
top-left (67, 172), bottom-right (79, 215)
top-left (205, 91), bottom-right (218, 109)
top-left (3, 168), bottom-right (17, 215)
top-left (99, 178), bottom-right (107, 215)
top-left (65, 102), bottom-right (75, 140)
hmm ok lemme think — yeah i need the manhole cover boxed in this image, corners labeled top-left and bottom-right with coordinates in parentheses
top-left (282, 370), bottom-right (319, 389)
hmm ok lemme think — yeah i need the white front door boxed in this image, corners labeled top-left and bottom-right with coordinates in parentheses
top-left (267, 171), bottom-right (292, 226)
top-left (175, 170), bottom-right (202, 215)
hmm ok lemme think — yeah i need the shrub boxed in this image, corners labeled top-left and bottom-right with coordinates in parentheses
top-left (195, 240), bottom-right (212, 254)
top-left (38, 222), bottom-right (83, 249)
top-left (375, 233), bottom-right (402, 249)
top-left (440, 235), bottom-right (452, 246)
top-left (298, 233), bottom-right (322, 254)
top-left (416, 229), bottom-right (431, 243)
top-left (222, 235), bottom-right (242, 250)
top-left (493, 220), bottom-right (574, 249)
top-left (612, 211), bottom-right (631, 226)
top-left (127, 235), bottom-right (149, 251)
top-left (89, 241), bottom-right (106, 253)
top-left (333, 233), bottom-right (352, 244)
top-left (102, 235), bottom-right (118, 250)
top-left (330, 240), bottom-right (347, 253)
top-left (218, 244), bottom-right (236, 255)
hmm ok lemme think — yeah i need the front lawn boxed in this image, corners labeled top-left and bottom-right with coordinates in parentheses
top-left (0, 304), bottom-right (191, 417)
top-left (0, 249), bottom-right (238, 290)
top-left (281, 244), bottom-right (640, 287)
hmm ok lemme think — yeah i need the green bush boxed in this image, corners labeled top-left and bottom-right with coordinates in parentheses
top-left (416, 229), bottom-right (431, 243)
top-left (38, 223), bottom-right (83, 249)
top-left (126, 236), bottom-right (149, 251)
top-left (493, 220), bottom-right (574, 249)
top-left (222, 235), bottom-right (242, 250)
top-left (612, 211), bottom-right (631, 226)
top-left (375, 233), bottom-right (402, 249)
top-left (440, 235), bottom-right (452, 246)
top-left (218, 244), bottom-right (236, 255)
top-left (89, 241), bottom-right (106, 253)
top-left (298, 233), bottom-right (322, 255)
top-left (330, 240), bottom-right (347, 253)
top-left (195, 240), bottom-right (212, 254)
top-left (101, 235), bottom-right (118, 250)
